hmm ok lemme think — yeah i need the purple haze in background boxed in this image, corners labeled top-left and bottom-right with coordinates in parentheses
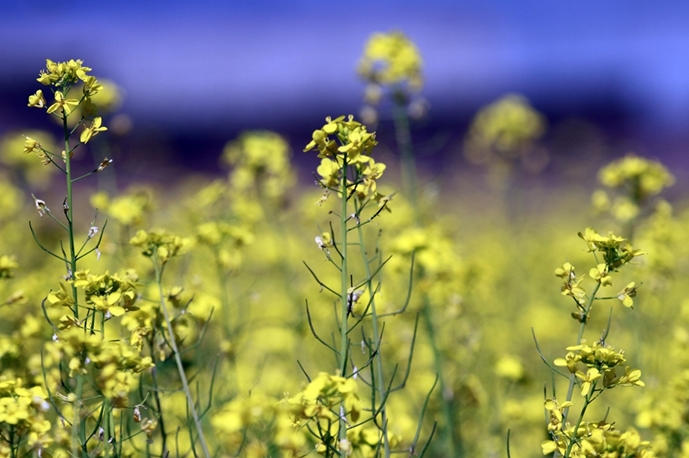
top-left (1, 0), bottom-right (688, 171)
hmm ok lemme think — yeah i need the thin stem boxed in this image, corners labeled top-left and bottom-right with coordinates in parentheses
top-left (562, 281), bottom-right (601, 423)
top-left (62, 111), bottom-right (79, 319)
top-left (420, 296), bottom-right (459, 457)
top-left (338, 155), bottom-right (350, 454)
top-left (564, 385), bottom-right (596, 458)
top-left (392, 97), bottom-right (418, 207)
top-left (153, 259), bottom-right (210, 457)
top-left (355, 208), bottom-right (390, 457)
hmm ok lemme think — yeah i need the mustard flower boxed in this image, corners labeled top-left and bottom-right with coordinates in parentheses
top-left (27, 90), bottom-right (46, 108)
top-left (589, 263), bottom-right (612, 286)
top-left (81, 75), bottom-right (103, 96)
top-left (616, 366), bottom-right (645, 388)
top-left (494, 355), bottom-right (524, 381)
top-left (357, 31), bottom-right (423, 91)
top-left (316, 157), bottom-right (341, 188)
top-left (544, 398), bottom-right (573, 434)
top-left (80, 117), bottom-right (107, 144)
top-left (617, 282), bottom-right (638, 308)
top-left (598, 154), bottom-right (674, 199)
top-left (464, 94), bottom-right (546, 165)
top-left (576, 367), bottom-right (602, 396)
top-left (46, 91), bottom-right (79, 116)
top-left (304, 115), bottom-right (377, 162)
top-left (578, 228), bottom-right (645, 269)
top-left (0, 255), bottom-right (18, 279)
top-left (355, 156), bottom-right (387, 199)
top-left (555, 262), bottom-right (587, 306)
top-left (130, 229), bottom-right (192, 264)
top-left (72, 270), bottom-right (139, 317)
top-left (37, 58), bottom-right (92, 87)
top-left (554, 351), bottom-right (581, 374)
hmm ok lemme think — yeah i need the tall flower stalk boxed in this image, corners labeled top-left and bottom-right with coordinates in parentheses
top-left (300, 115), bottom-right (431, 457)
top-left (538, 229), bottom-right (653, 457)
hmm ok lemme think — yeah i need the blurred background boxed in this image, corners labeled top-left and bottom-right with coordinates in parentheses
top-left (1, 0), bottom-right (688, 181)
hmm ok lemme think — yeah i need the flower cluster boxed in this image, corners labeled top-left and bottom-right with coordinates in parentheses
top-left (47, 328), bottom-right (153, 407)
top-left (222, 131), bottom-right (295, 200)
top-left (285, 372), bottom-right (363, 455)
top-left (0, 377), bottom-right (53, 454)
top-left (0, 256), bottom-right (18, 280)
top-left (91, 188), bottom-right (153, 227)
top-left (46, 269), bottom-right (139, 319)
top-left (554, 341), bottom-right (644, 395)
top-left (542, 407), bottom-right (655, 458)
top-left (130, 229), bottom-right (192, 265)
top-left (27, 59), bottom-right (108, 166)
top-left (592, 154), bottom-right (675, 223)
top-left (464, 94), bottom-right (546, 165)
top-left (578, 228), bottom-right (644, 271)
top-left (305, 115), bottom-right (388, 204)
top-left (357, 31), bottom-right (423, 92)
top-left (555, 262), bottom-right (587, 307)
top-left (212, 391), bottom-right (306, 455)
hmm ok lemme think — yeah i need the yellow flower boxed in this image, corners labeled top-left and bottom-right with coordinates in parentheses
top-left (0, 255), bottom-right (18, 279)
top-left (576, 367), bottom-right (602, 396)
top-left (589, 263), bottom-right (612, 286)
top-left (80, 117), bottom-right (107, 144)
top-left (358, 31), bottom-right (423, 90)
top-left (27, 90), bottom-right (46, 108)
top-left (464, 94), bottom-right (546, 164)
top-left (617, 282), bottom-right (638, 308)
top-left (317, 158), bottom-right (341, 188)
top-left (46, 91), bottom-right (79, 116)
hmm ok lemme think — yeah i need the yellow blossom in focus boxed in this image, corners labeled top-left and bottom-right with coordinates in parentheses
top-left (46, 91), bottom-right (79, 116)
top-left (80, 117), bottom-right (107, 144)
top-left (27, 90), bottom-right (46, 108)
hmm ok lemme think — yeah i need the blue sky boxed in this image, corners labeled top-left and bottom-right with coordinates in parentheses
top-left (2, 1), bottom-right (689, 136)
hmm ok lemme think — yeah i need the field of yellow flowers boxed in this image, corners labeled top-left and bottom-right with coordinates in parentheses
top-left (0, 33), bottom-right (687, 458)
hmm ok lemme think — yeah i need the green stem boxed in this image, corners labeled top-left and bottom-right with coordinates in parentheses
top-left (62, 111), bottom-right (79, 320)
top-left (148, 332), bottom-right (168, 455)
top-left (338, 156), bottom-right (350, 454)
top-left (420, 298), bottom-right (459, 457)
top-left (392, 99), bottom-right (418, 208)
top-left (562, 281), bottom-right (601, 423)
top-left (564, 387), bottom-right (595, 458)
top-left (72, 372), bottom-right (85, 458)
top-left (103, 400), bottom-right (110, 458)
top-left (393, 98), bottom-right (456, 456)
top-left (355, 213), bottom-right (390, 457)
top-left (153, 259), bottom-right (210, 457)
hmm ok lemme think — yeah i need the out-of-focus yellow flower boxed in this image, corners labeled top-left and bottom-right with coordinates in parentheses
top-left (465, 94), bottom-right (546, 165)
top-left (0, 130), bottom-right (59, 186)
top-left (358, 31), bottom-right (423, 91)
top-left (593, 154), bottom-right (674, 224)
top-left (0, 255), bottom-right (18, 279)
top-left (222, 131), bottom-right (295, 201)
top-left (495, 355), bottom-right (524, 381)
top-left (91, 189), bottom-right (152, 226)
top-left (599, 154), bottom-right (674, 198)
top-left (130, 229), bottom-right (192, 264)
